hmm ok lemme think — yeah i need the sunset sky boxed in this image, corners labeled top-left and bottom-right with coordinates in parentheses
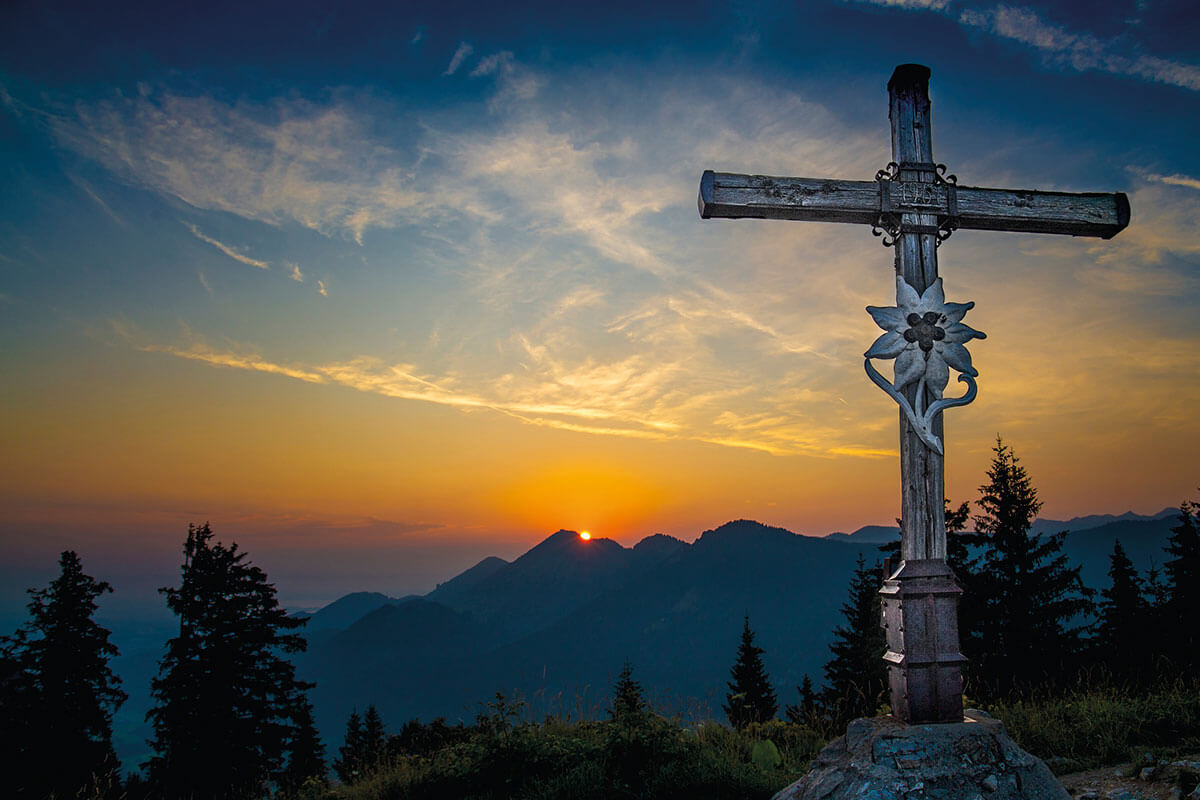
top-left (2, 0), bottom-right (1198, 616)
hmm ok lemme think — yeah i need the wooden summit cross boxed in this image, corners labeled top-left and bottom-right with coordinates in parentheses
top-left (698, 64), bottom-right (1129, 724)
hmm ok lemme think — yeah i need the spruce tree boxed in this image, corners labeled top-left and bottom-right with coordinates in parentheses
top-left (334, 709), bottom-right (364, 784)
top-left (784, 674), bottom-right (819, 727)
top-left (967, 439), bottom-right (1092, 699)
top-left (280, 696), bottom-right (327, 797)
top-left (1095, 539), bottom-right (1150, 680)
top-left (610, 659), bottom-right (647, 721)
top-left (1163, 500), bottom-right (1200, 669)
top-left (822, 554), bottom-right (887, 723)
top-left (723, 616), bottom-right (777, 729)
top-left (1, 551), bottom-right (126, 798)
top-left (145, 523), bottom-right (311, 798)
top-left (361, 705), bottom-right (388, 774)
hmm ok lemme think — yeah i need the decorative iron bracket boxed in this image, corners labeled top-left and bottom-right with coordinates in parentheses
top-left (874, 162), bottom-right (960, 247)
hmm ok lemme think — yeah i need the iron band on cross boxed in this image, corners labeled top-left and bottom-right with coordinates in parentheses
top-left (873, 161), bottom-right (960, 247)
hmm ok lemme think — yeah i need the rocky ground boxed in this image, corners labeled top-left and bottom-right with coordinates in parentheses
top-left (1057, 755), bottom-right (1200, 800)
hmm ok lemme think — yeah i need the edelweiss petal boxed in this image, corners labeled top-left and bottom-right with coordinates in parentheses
top-left (939, 342), bottom-right (976, 377)
top-left (893, 347), bottom-right (925, 389)
top-left (920, 277), bottom-right (945, 310)
top-left (867, 305), bottom-right (907, 332)
top-left (942, 301), bottom-right (974, 325)
top-left (926, 350), bottom-right (949, 398)
top-left (896, 274), bottom-right (920, 310)
top-left (865, 331), bottom-right (908, 359)
top-left (944, 322), bottom-right (986, 344)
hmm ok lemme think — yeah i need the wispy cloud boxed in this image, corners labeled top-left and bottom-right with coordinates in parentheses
top-left (124, 323), bottom-right (870, 457)
top-left (68, 174), bottom-right (125, 226)
top-left (956, 5), bottom-right (1200, 91)
top-left (444, 42), bottom-right (473, 76)
top-left (138, 341), bottom-right (327, 384)
top-left (284, 261), bottom-right (304, 282)
top-left (317, 279), bottom-right (328, 297)
top-left (1144, 172), bottom-right (1200, 192)
top-left (185, 223), bottom-right (269, 269)
top-left (50, 89), bottom-right (425, 244)
top-left (853, 1), bottom-right (1200, 92)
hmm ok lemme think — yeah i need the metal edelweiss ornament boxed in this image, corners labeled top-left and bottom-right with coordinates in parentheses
top-left (864, 275), bottom-right (985, 455)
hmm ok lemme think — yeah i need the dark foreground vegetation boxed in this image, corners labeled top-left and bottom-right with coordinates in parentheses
top-left (315, 700), bottom-right (823, 800)
top-left (2, 436), bottom-right (1197, 798)
top-left (298, 674), bottom-right (1200, 800)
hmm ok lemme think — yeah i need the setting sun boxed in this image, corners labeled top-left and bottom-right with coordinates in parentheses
top-left (579, 531), bottom-right (591, 541)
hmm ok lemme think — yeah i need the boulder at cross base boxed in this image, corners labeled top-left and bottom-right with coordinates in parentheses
top-left (773, 710), bottom-right (1068, 800)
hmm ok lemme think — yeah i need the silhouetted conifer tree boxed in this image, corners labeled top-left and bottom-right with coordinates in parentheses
top-left (333, 705), bottom-right (387, 783)
top-left (361, 705), bottom-right (388, 773)
top-left (1163, 499), bottom-right (1200, 668)
top-left (822, 554), bottom-right (887, 723)
top-left (280, 695), bottom-right (327, 797)
top-left (784, 674), bottom-right (819, 727)
top-left (1094, 539), bottom-right (1151, 680)
top-left (0, 551), bottom-right (126, 798)
top-left (723, 616), bottom-right (777, 729)
top-left (334, 708), bottom-right (364, 784)
top-left (967, 439), bottom-right (1091, 699)
top-left (145, 523), bottom-right (311, 798)
top-left (610, 659), bottom-right (647, 720)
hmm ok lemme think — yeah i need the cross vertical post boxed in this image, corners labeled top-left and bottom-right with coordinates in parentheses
top-left (877, 64), bottom-right (965, 724)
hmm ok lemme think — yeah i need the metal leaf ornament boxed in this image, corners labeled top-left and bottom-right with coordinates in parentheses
top-left (864, 276), bottom-right (985, 454)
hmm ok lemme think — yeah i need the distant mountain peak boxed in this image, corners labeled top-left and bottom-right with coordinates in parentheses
top-left (695, 519), bottom-right (796, 550)
top-left (707, 519), bottom-right (792, 535)
top-left (633, 533), bottom-right (687, 550)
top-left (824, 525), bottom-right (901, 544)
top-left (512, 529), bottom-right (626, 569)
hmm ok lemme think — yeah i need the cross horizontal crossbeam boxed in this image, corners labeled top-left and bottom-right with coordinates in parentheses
top-left (698, 170), bottom-right (1130, 239)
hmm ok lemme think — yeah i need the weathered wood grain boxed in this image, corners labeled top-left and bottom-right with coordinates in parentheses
top-left (698, 171), bottom-right (1130, 239)
top-left (698, 171), bottom-right (880, 224)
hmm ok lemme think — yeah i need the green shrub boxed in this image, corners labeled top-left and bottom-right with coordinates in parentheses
top-left (317, 713), bottom-right (822, 800)
top-left (990, 675), bottom-right (1200, 771)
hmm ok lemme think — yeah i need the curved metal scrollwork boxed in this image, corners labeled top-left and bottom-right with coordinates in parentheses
top-left (872, 213), bottom-right (902, 247)
top-left (863, 360), bottom-right (976, 455)
top-left (933, 163), bottom-right (957, 186)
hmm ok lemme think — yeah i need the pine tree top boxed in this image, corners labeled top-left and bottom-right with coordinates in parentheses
top-left (723, 616), bottom-right (777, 729)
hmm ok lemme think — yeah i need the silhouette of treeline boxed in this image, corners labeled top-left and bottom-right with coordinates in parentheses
top-left (788, 438), bottom-right (1199, 731)
top-left (1, 437), bottom-right (1197, 798)
top-left (1, 523), bottom-right (326, 799)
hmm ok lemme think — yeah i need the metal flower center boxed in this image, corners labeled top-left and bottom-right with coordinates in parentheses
top-left (904, 311), bottom-right (946, 352)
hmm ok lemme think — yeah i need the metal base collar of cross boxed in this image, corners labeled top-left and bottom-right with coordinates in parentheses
top-left (698, 64), bottom-right (1129, 725)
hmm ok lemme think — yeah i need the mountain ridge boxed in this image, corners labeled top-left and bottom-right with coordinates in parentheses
top-left (290, 511), bottom-right (1183, 750)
